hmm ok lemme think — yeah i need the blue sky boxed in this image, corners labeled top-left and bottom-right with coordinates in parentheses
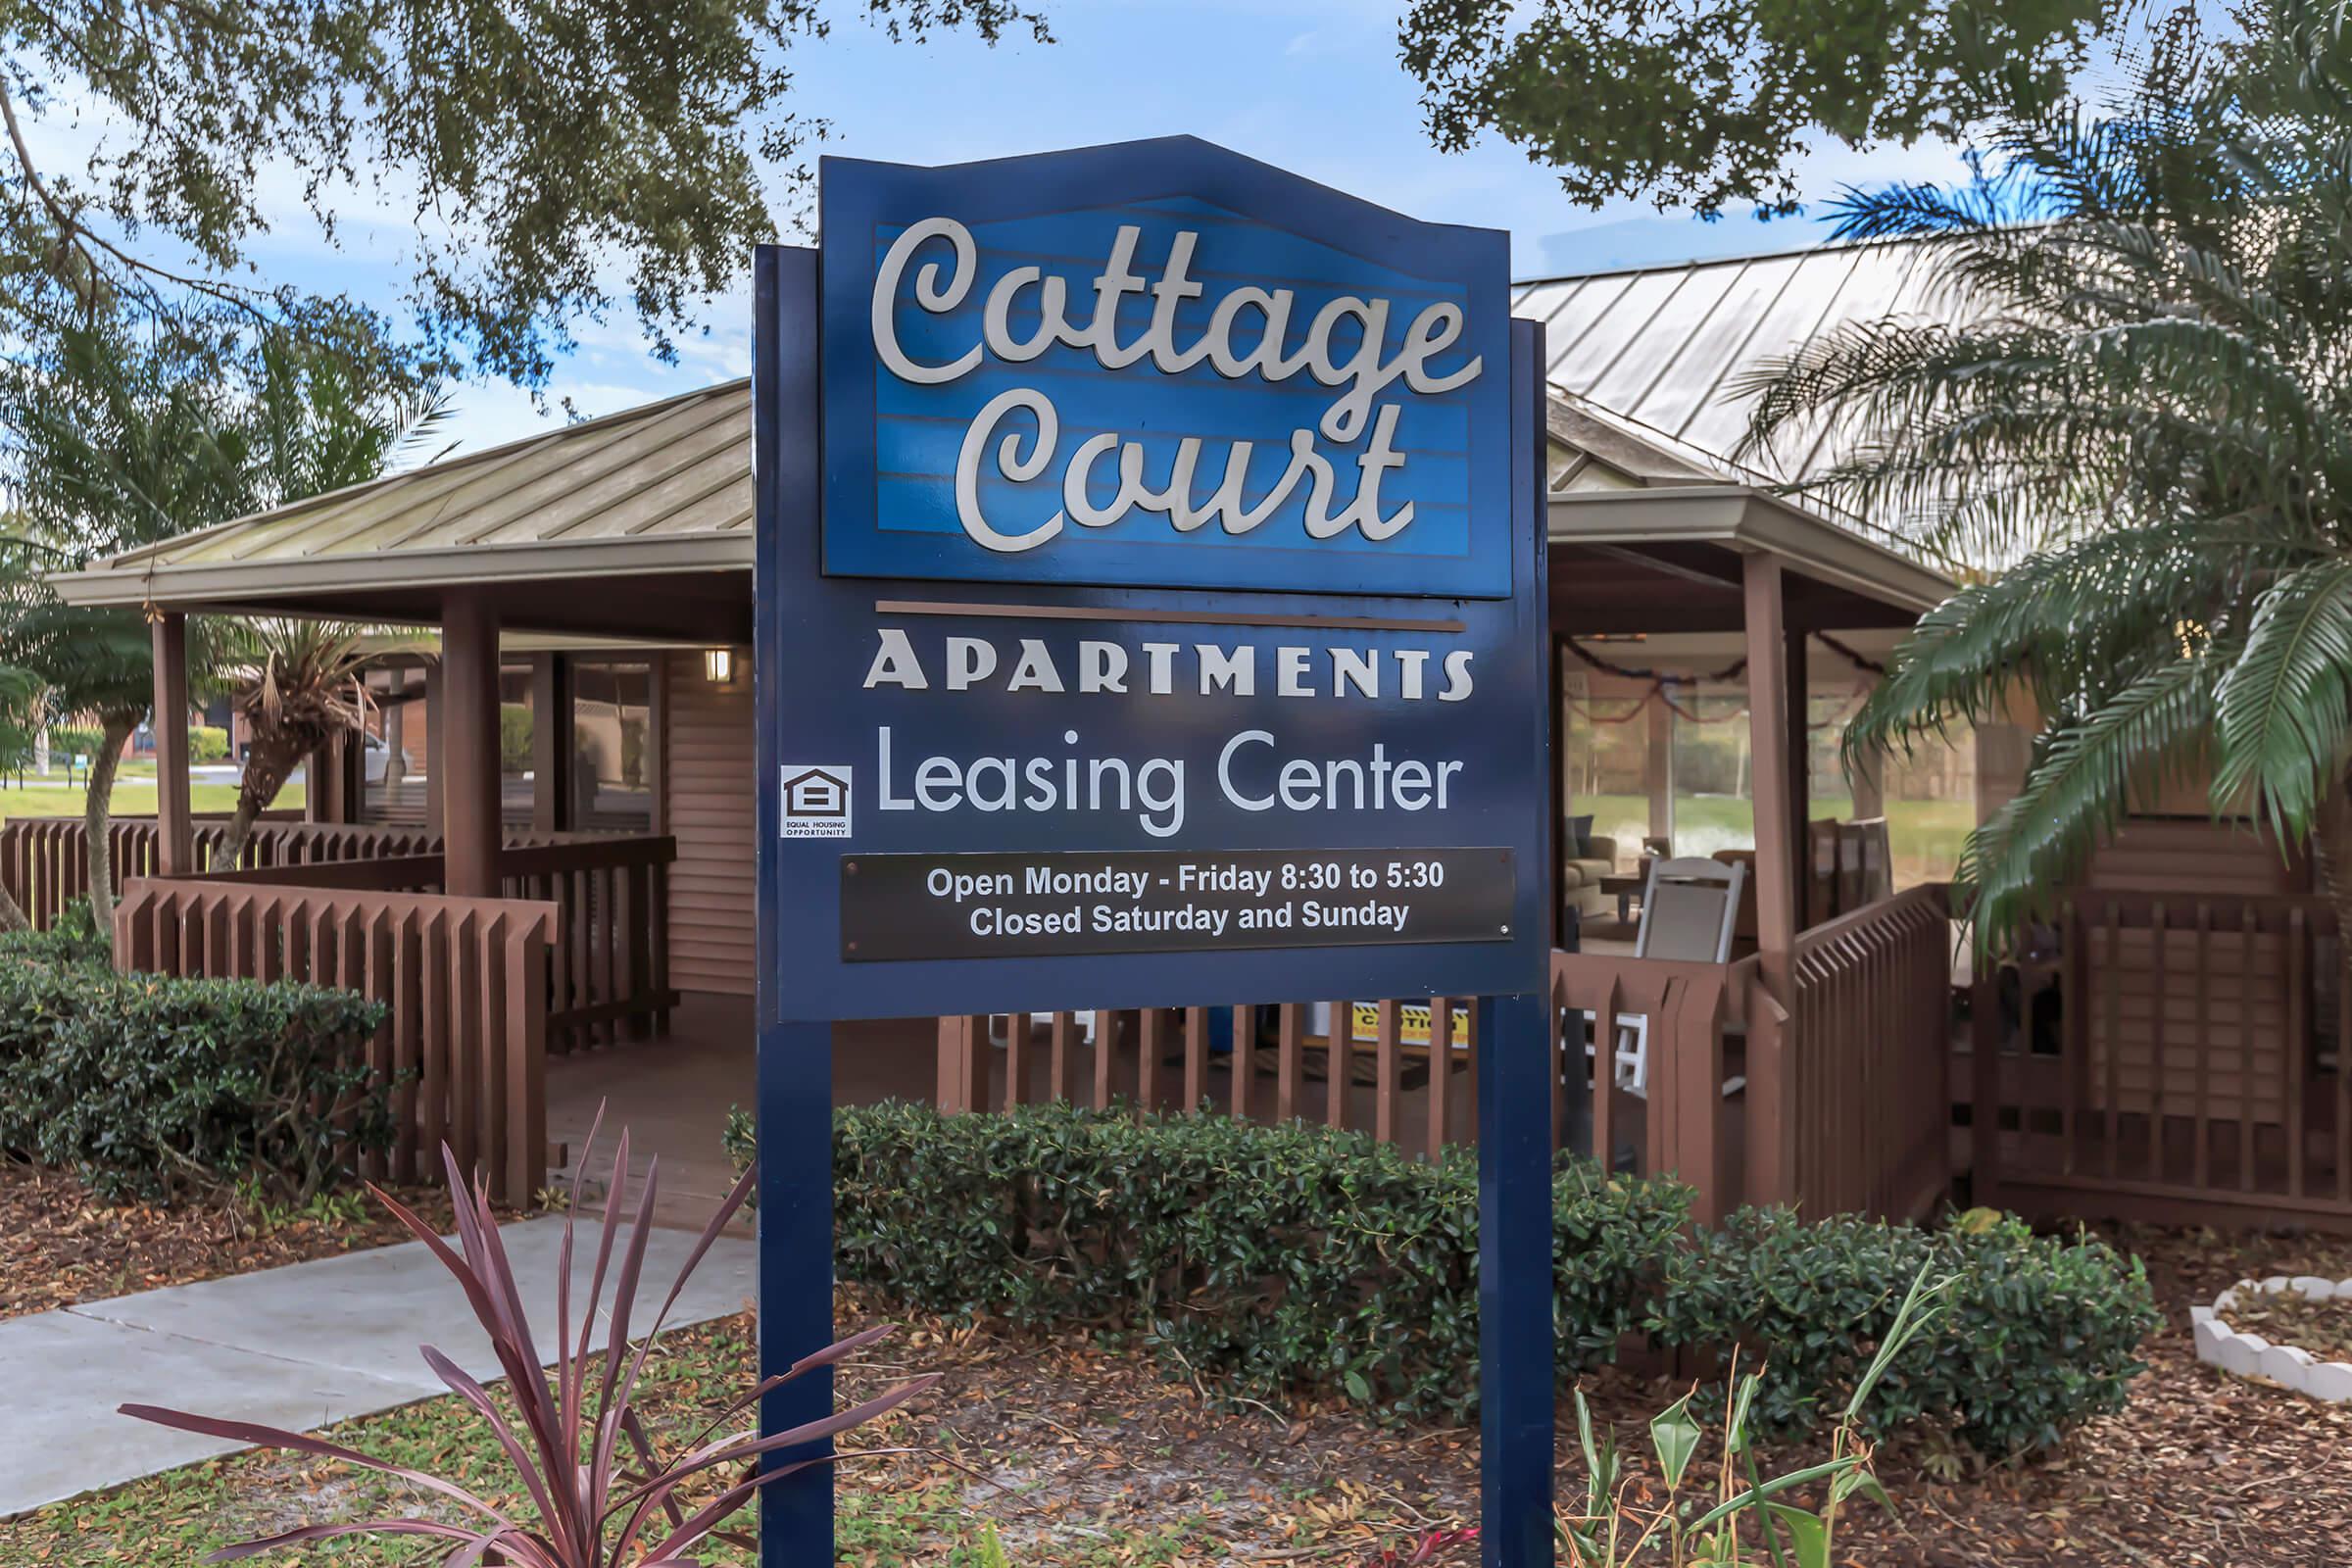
top-left (231, 0), bottom-right (1976, 455)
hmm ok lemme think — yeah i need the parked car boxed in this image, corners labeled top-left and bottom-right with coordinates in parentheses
top-left (362, 732), bottom-right (416, 784)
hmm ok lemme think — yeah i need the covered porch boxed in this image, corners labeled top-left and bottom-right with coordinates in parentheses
top-left (14, 377), bottom-right (1968, 1223)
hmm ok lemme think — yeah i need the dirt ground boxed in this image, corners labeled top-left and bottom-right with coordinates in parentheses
top-left (0, 1162), bottom-right (470, 1320)
top-left (9, 1171), bottom-right (2349, 1565)
top-left (831, 1223), bottom-right (2352, 1567)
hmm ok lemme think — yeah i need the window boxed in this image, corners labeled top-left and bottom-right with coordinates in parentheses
top-left (500, 661), bottom-right (535, 829)
top-left (569, 661), bottom-right (655, 831)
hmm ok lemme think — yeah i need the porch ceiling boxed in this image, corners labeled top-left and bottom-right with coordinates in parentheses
top-left (1547, 485), bottom-right (1952, 635)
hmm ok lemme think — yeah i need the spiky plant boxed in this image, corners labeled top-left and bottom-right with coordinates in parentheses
top-left (210, 621), bottom-right (419, 869)
top-left (1738, 0), bottom-right (2352, 944)
top-left (124, 1117), bottom-right (933, 1565)
top-left (205, 340), bottom-right (449, 867)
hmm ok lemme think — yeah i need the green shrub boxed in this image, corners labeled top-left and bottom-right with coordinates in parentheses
top-left (728, 1107), bottom-right (2156, 1453)
top-left (0, 898), bottom-right (109, 965)
top-left (47, 724), bottom-right (101, 760)
top-left (0, 959), bottom-right (394, 1203)
top-left (189, 724), bottom-right (230, 762)
top-left (499, 703), bottom-right (533, 773)
top-left (744, 1101), bottom-right (1690, 1421)
top-left (1646, 1207), bottom-right (2159, 1457)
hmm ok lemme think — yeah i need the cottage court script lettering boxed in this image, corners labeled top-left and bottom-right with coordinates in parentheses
top-left (870, 217), bottom-right (1483, 554)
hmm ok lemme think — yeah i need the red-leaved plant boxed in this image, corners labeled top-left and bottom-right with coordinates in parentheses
top-left (122, 1115), bottom-right (933, 1564)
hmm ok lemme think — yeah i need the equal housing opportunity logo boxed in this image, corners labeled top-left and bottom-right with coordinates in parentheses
top-left (779, 764), bottom-right (853, 838)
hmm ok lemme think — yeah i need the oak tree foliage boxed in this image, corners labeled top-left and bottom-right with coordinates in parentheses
top-left (1399, 0), bottom-right (2110, 215)
top-left (0, 0), bottom-right (1048, 384)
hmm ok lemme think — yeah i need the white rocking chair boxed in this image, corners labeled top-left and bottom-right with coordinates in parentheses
top-left (1602, 857), bottom-right (1746, 1099)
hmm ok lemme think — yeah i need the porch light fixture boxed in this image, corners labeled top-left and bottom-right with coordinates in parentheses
top-left (703, 647), bottom-right (736, 685)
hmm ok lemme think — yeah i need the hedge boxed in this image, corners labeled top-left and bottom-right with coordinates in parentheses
top-left (0, 930), bottom-right (394, 1203)
top-left (0, 898), bottom-right (110, 965)
top-left (844, 1101), bottom-right (1691, 1420)
top-left (728, 1102), bottom-right (2157, 1454)
top-left (1648, 1206), bottom-right (2160, 1457)
top-left (190, 724), bottom-right (230, 763)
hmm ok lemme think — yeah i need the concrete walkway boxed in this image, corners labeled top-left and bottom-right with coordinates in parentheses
top-left (0, 1214), bottom-right (759, 1518)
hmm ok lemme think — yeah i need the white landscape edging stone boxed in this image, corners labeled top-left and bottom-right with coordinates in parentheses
top-left (2194, 1276), bottom-right (2352, 1403)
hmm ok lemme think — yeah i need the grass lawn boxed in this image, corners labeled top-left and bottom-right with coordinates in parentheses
top-left (8, 1310), bottom-right (1211, 1568)
top-left (1576, 791), bottom-right (1973, 888)
top-left (0, 760), bottom-right (304, 825)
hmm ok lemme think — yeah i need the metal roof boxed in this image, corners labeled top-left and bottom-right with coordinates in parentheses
top-left (54, 379), bottom-right (755, 608)
top-left (53, 236), bottom-right (1956, 618)
top-left (1511, 233), bottom-right (1953, 493)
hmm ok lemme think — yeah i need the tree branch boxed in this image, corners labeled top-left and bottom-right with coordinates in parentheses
top-left (0, 74), bottom-right (270, 319)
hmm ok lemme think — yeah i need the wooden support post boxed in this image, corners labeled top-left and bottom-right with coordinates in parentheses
top-left (1550, 636), bottom-right (1571, 947)
top-left (441, 590), bottom-right (503, 899)
top-left (423, 660), bottom-right (445, 836)
top-left (1785, 621), bottom-right (1809, 909)
top-left (1743, 555), bottom-right (1798, 975)
top-left (1644, 689), bottom-right (1675, 850)
top-left (339, 731), bottom-right (364, 821)
top-left (1849, 737), bottom-right (1886, 819)
top-left (151, 612), bottom-right (193, 877)
top-left (529, 653), bottom-right (571, 833)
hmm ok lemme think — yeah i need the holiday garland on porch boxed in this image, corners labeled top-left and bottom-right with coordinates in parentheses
top-left (1561, 632), bottom-right (1887, 730)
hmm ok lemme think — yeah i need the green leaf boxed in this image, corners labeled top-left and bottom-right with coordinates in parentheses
top-left (1649, 1395), bottom-right (1703, 1490)
top-left (2214, 558), bottom-right (2352, 840)
top-left (1961, 648), bottom-right (2225, 944)
top-left (1763, 1502), bottom-right (1831, 1568)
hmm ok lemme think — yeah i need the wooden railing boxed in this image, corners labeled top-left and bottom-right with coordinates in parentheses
top-left (1, 815), bottom-right (428, 929)
top-left (1550, 949), bottom-right (1750, 1224)
top-left (927, 887), bottom-right (1960, 1229)
top-left (190, 836), bottom-right (676, 1053)
top-left (1775, 884), bottom-right (1954, 1221)
top-left (937, 999), bottom-right (1477, 1157)
top-left (500, 837), bottom-right (676, 1052)
top-left (112, 876), bottom-right (559, 1203)
top-left (1973, 890), bottom-right (2352, 1228)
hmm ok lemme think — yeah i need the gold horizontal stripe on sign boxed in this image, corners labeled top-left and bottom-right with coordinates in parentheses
top-left (872, 599), bottom-right (1467, 634)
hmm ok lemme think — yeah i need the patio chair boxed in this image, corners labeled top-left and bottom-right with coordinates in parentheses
top-left (1602, 857), bottom-right (1746, 1098)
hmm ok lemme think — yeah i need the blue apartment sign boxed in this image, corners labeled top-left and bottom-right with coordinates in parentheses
top-left (755, 136), bottom-right (1555, 1568)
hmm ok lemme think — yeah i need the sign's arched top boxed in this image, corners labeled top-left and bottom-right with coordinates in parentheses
top-left (820, 136), bottom-right (1513, 599)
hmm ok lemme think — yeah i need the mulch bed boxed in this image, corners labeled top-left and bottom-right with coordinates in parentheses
top-left (1625, 1223), bottom-right (2352, 1566)
top-left (834, 1223), bottom-right (2352, 1567)
top-left (0, 1161), bottom-right (467, 1321)
top-left (2222, 1287), bottom-right (2352, 1364)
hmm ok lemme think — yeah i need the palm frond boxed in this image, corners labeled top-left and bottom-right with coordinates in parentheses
top-left (1962, 647), bottom-right (2227, 943)
top-left (2213, 556), bottom-right (2352, 835)
top-left (1842, 512), bottom-right (2294, 773)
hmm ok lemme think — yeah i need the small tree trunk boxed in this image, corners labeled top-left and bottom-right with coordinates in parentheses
top-left (211, 734), bottom-right (306, 870)
top-left (82, 712), bottom-right (139, 942)
top-left (0, 882), bottom-right (27, 933)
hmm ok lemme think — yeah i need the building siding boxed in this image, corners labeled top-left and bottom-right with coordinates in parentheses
top-left (664, 651), bottom-right (757, 996)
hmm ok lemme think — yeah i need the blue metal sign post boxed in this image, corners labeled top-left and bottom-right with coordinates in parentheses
top-left (755, 137), bottom-right (1553, 1567)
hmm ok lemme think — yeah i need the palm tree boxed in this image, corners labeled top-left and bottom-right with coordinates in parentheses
top-left (1738, 0), bottom-right (2352, 945)
top-left (0, 318), bottom-right (250, 935)
top-left (206, 343), bottom-right (448, 868)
